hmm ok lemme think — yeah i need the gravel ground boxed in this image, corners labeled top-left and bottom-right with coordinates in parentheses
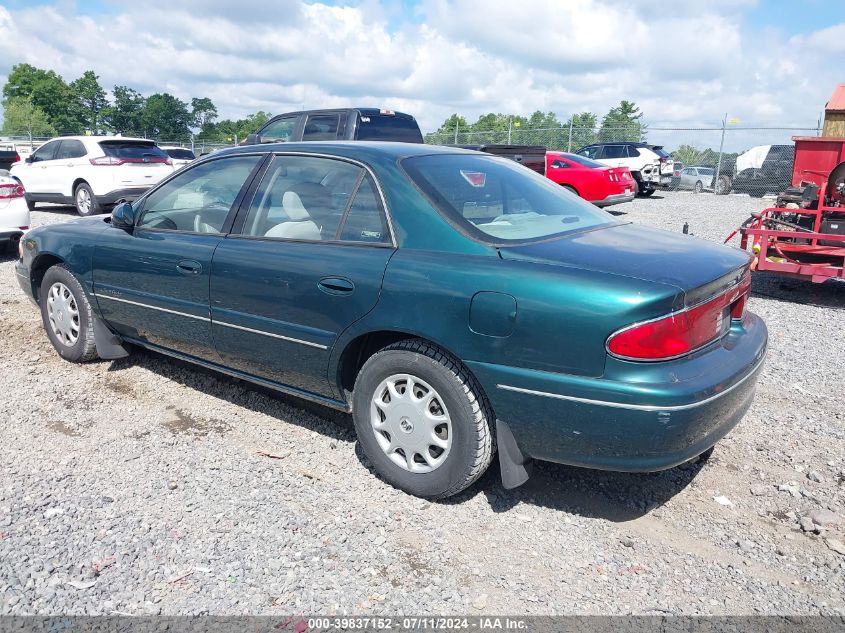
top-left (0, 191), bottom-right (843, 616)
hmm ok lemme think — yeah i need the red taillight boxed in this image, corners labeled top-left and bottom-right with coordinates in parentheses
top-left (14, 153), bottom-right (20, 163)
top-left (0, 183), bottom-right (25, 199)
top-left (607, 274), bottom-right (751, 361)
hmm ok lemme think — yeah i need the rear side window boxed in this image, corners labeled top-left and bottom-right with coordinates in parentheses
top-left (403, 154), bottom-right (616, 244)
top-left (601, 145), bottom-right (626, 159)
top-left (626, 145), bottom-right (641, 157)
top-left (99, 141), bottom-right (169, 162)
top-left (56, 140), bottom-right (87, 159)
top-left (338, 177), bottom-right (390, 243)
top-left (303, 114), bottom-right (343, 141)
top-left (355, 114), bottom-right (423, 143)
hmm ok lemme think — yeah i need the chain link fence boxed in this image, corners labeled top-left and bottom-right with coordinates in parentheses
top-left (425, 123), bottom-right (824, 197)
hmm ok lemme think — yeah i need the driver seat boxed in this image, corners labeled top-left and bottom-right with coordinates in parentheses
top-left (264, 191), bottom-right (321, 240)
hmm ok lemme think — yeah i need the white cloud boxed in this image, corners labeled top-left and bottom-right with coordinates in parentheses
top-left (0, 0), bottom-right (841, 150)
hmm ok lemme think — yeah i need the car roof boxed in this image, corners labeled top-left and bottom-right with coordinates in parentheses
top-left (267, 108), bottom-right (417, 120)
top-left (44, 135), bottom-right (154, 144)
top-left (213, 141), bottom-right (481, 162)
top-left (584, 142), bottom-right (658, 148)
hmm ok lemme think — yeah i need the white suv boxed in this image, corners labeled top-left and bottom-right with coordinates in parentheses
top-left (575, 142), bottom-right (673, 197)
top-left (10, 136), bottom-right (173, 216)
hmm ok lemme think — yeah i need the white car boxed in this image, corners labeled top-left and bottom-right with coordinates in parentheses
top-left (10, 136), bottom-right (173, 216)
top-left (159, 146), bottom-right (197, 170)
top-left (0, 170), bottom-right (30, 253)
top-left (575, 142), bottom-right (674, 197)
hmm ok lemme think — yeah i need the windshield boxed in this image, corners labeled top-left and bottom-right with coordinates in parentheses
top-left (403, 154), bottom-right (618, 243)
top-left (355, 114), bottom-right (423, 143)
top-left (562, 153), bottom-right (605, 169)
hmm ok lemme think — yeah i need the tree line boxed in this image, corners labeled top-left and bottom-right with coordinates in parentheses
top-left (426, 101), bottom-right (648, 150)
top-left (0, 63), bottom-right (270, 143)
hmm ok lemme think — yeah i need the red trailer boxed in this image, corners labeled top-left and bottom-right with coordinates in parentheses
top-left (727, 136), bottom-right (845, 283)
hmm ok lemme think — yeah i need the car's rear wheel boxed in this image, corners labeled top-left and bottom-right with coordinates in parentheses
top-left (74, 183), bottom-right (101, 216)
top-left (39, 264), bottom-right (98, 362)
top-left (639, 187), bottom-right (655, 197)
top-left (694, 181), bottom-right (703, 194)
top-left (352, 339), bottom-right (495, 499)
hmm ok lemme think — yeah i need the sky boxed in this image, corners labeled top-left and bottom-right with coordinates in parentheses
top-left (0, 0), bottom-right (843, 150)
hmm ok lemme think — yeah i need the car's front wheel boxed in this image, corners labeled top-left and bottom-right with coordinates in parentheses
top-left (74, 183), bottom-right (102, 216)
top-left (39, 264), bottom-right (99, 362)
top-left (352, 339), bottom-right (495, 499)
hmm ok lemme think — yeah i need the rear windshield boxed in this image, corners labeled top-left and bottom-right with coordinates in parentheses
top-left (651, 146), bottom-right (671, 158)
top-left (100, 141), bottom-right (169, 160)
top-left (402, 154), bottom-right (617, 244)
top-left (562, 153), bottom-right (605, 168)
top-left (164, 148), bottom-right (195, 160)
top-left (355, 115), bottom-right (423, 143)
top-left (698, 168), bottom-right (714, 175)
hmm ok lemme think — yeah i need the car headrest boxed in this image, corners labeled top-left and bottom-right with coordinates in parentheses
top-left (282, 191), bottom-right (310, 221)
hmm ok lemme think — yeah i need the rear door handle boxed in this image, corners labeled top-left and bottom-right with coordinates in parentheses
top-left (177, 259), bottom-right (202, 275)
top-left (318, 277), bottom-right (354, 295)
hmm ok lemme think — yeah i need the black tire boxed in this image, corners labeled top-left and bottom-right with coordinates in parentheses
top-left (74, 182), bottom-right (102, 216)
top-left (352, 339), bottom-right (495, 499)
top-left (639, 187), bottom-right (656, 198)
top-left (694, 181), bottom-right (703, 194)
top-left (562, 184), bottom-right (579, 197)
top-left (39, 264), bottom-right (99, 362)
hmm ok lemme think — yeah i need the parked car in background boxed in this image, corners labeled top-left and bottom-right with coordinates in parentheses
top-left (576, 142), bottom-right (673, 197)
top-left (17, 142), bottom-right (767, 499)
top-left (0, 148), bottom-right (21, 172)
top-left (458, 144), bottom-right (547, 175)
top-left (159, 146), bottom-right (196, 170)
top-left (0, 171), bottom-right (29, 253)
top-left (723, 145), bottom-right (795, 197)
top-left (10, 136), bottom-right (173, 216)
top-left (677, 166), bottom-right (715, 193)
top-left (245, 108), bottom-right (424, 145)
top-left (545, 151), bottom-right (634, 207)
top-left (669, 162), bottom-right (684, 189)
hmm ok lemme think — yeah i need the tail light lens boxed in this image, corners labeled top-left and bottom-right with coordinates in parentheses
top-left (0, 182), bottom-right (25, 199)
top-left (607, 274), bottom-right (752, 361)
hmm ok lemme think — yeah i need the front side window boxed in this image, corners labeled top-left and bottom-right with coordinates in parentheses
top-left (403, 154), bottom-right (617, 243)
top-left (55, 140), bottom-right (87, 160)
top-left (601, 145), bottom-right (626, 159)
top-left (241, 155), bottom-right (390, 244)
top-left (260, 116), bottom-right (299, 142)
top-left (137, 155), bottom-right (262, 232)
top-left (31, 141), bottom-right (59, 162)
top-left (578, 146), bottom-right (599, 159)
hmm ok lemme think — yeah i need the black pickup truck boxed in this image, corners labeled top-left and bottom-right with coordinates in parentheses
top-left (457, 144), bottom-right (546, 176)
top-left (245, 108), bottom-right (424, 145)
top-left (0, 149), bottom-right (20, 172)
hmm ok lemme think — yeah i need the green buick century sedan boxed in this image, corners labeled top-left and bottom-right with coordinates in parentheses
top-left (16, 142), bottom-right (767, 498)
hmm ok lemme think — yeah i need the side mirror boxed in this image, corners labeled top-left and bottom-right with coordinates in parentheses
top-left (25, 156), bottom-right (34, 164)
top-left (111, 202), bottom-right (137, 231)
top-left (245, 133), bottom-right (260, 145)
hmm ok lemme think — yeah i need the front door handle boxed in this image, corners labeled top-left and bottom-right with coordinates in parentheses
top-left (177, 259), bottom-right (202, 275)
top-left (318, 277), bottom-right (354, 295)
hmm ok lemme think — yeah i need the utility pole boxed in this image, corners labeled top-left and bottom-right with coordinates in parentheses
top-left (507, 116), bottom-right (512, 144)
top-left (567, 119), bottom-right (574, 152)
top-left (714, 113), bottom-right (727, 193)
top-left (454, 120), bottom-right (459, 145)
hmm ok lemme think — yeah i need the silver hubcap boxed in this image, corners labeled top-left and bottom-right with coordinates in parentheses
top-left (76, 188), bottom-right (91, 213)
top-left (46, 282), bottom-right (80, 347)
top-left (370, 374), bottom-right (452, 473)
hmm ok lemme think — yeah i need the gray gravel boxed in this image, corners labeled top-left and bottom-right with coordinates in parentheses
top-left (1, 192), bottom-right (843, 615)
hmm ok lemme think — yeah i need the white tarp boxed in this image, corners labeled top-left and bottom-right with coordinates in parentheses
top-left (735, 145), bottom-right (771, 173)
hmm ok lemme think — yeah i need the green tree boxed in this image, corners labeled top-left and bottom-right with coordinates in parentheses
top-left (142, 93), bottom-right (192, 140)
top-left (564, 111), bottom-right (599, 151)
top-left (70, 70), bottom-right (108, 133)
top-left (598, 100), bottom-right (646, 142)
top-left (2, 63), bottom-right (82, 134)
top-left (191, 97), bottom-right (218, 137)
top-left (102, 86), bottom-right (146, 135)
top-left (1, 96), bottom-right (56, 140)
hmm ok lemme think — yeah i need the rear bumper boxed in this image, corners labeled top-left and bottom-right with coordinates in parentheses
top-left (0, 228), bottom-right (24, 240)
top-left (467, 312), bottom-right (768, 472)
top-left (96, 187), bottom-right (150, 206)
top-left (592, 191), bottom-right (635, 207)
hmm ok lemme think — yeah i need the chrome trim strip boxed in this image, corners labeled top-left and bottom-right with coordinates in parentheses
top-left (94, 293), bottom-right (209, 321)
top-left (214, 320), bottom-right (328, 350)
top-left (496, 353), bottom-right (765, 412)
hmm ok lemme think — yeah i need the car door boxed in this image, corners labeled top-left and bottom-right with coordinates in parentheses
top-left (92, 154), bottom-right (265, 360)
top-left (210, 154), bottom-right (395, 397)
top-left (53, 139), bottom-right (89, 196)
top-left (16, 140), bottom-right (61, 195)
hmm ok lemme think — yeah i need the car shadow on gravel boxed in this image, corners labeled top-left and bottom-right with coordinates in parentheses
top-left (450, 452), bottom-right (712, 522)
top-left (751, 272), bottom-right (845, 310)
top-left (105, 347), bottom-right (356, 442)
